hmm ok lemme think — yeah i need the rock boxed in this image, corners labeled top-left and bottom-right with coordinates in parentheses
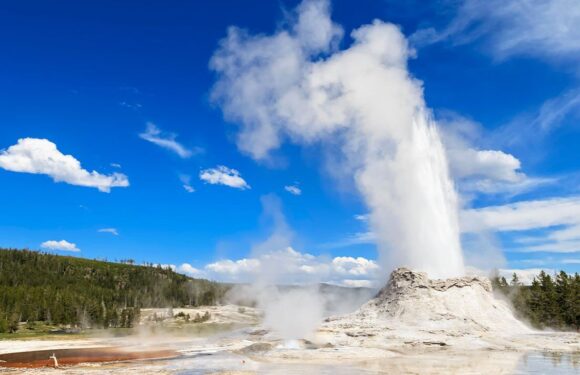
top-left (248, 329), bottom-right (269, 336)
top-left (318, 268), bottom-right (536, 350)
top-left (355, 268), bottom-right (528, 334)
top-left (237, 343), bottom-right (273, 354)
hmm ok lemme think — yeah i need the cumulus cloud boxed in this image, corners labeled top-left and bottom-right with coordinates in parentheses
top-left (98, 228), bottom-right (119, 236)
top-left (430, 112), bottom-right (561, 200)
top-left (435, 113), bottom-right (544, 198)
top-left (139, 123), bottom-right (199, 158)
top-left (0, 138), bottom-right (129, 192)
top-left (176, 263), bottom-right (201, 277)
top-left (199, 165), bottom-right (250, 189)
top-left (284, 185), bottom-right (302, 195)
top-left (332, 256), bottom-right (380, 276)
top-left (448, 147), bottom-right (523, 184)
top-left (162, 196), bottom-right (380, 287)
top-left (41, 240), bottom-right (80, 252)
top-left (205, 258), bottom-right (261, 277)
top-left (201, 247), bottom-right (380, 286)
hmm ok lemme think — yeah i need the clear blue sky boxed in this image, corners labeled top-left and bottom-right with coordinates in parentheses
top-left (0, 0), bottom-right (578, 284)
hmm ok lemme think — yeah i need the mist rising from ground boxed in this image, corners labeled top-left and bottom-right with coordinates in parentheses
top-left (223, 196), bottom-right (374, 340)
top-left (210, 0), bottom-right (464, 278)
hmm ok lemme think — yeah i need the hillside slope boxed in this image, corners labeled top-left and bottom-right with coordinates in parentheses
top-left (0, 249), bottom-right (227, 330)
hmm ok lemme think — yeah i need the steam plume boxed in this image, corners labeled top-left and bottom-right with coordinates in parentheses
top-left (210, 0), bottom-right (464, 278)
top-left (242, 195), bottom-right (326, 339)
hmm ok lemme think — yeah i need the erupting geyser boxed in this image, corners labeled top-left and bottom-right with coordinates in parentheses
top-left (210, 0), bottom-right (464, 277)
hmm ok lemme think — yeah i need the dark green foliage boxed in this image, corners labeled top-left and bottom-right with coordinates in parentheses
top-left (491, 270), bottom-right (579, 330)
top-left (192, 311), bottom-right (211, 323)
top-left (175, 311), bottom-right (191, 322)
top-left (0, 249), bottom-right (228, 332)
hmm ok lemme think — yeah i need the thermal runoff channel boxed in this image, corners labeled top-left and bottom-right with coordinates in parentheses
top-left (210, 0), bottom-right (464, 278)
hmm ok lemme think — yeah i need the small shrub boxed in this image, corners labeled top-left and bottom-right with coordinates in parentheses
top-left (193, 311), bottom-right (211, 323)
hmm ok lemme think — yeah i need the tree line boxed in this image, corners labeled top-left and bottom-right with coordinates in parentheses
top-left (492, 270), bottom-right (579, 330)
top-left (0, 249), bottom-right (229, 333)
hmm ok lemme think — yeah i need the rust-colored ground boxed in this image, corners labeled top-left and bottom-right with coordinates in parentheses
top-left (0, 347), bottom-right (178, 368)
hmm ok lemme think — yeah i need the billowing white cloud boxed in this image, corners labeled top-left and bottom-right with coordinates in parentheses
top-left (176, 263), bottom-right (201, 277)
top-left (284, 185), bottom-right (302, 195)
top-left (205, 258), bottom-right (261, 276)
top-left (0, 138), bottom-right (129, 192)
top-left (450, 149), bottom-right (522, 183)
top-left (98, 228), bottom-right (119, 236)
top-left (201, 247), bottom-right (379, 286)
top-left (41, 240), bottom-right (80, 252)
top-left (436, 114), bottom-right (541, 197)
top-left (210, 0), bottom-right (344, 160)
top-left (332, 256), bottom-right (380, 276)
top-left (139, 123), bottom-right (199, 158)
top-left (199, 165), bottom-right (250, 189)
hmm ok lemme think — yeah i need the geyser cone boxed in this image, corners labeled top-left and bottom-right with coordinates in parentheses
top-left (354, 268), bottom-right (530, 334)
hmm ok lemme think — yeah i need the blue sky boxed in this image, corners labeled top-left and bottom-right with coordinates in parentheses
top-left (0, 0), bottom-right (578, 285)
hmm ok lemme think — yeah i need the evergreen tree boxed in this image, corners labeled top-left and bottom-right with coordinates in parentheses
top-left (0, 248), bottom-right (228, 333)
top-left (492, 270), bottom-right (580, 330)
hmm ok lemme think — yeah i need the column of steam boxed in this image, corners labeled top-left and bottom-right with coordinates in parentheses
top-left (210, 0), bottom-right (465, 280)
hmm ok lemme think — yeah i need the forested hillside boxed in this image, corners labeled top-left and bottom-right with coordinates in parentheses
top-left (492, 270), bottom-right (579, 330)
top-left (0, 249), bottom-right (228, 332)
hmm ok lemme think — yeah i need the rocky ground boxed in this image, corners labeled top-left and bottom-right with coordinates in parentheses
top-left (240, 268), bottom-right (578, 363)
top-left (139, 304), bottom-right (261, 326)
top-left (0, 269), bottom-right (578, 373)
